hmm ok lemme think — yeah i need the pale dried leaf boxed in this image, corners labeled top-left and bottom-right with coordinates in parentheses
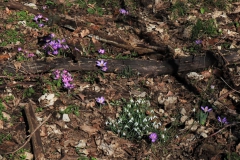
top-left (79, 124), bottom-right (98, 136)
top-left (13, 62), bottom-right (22, 71)
top-left (80, 29), bottom-right (90, 38)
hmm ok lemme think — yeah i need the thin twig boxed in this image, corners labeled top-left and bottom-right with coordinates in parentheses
top-left (220, 77), bottom-right (240, 94)
top-left (5, 114), bottom-right (52, 155)
top-left (208, 122), bottom-right (240, 138)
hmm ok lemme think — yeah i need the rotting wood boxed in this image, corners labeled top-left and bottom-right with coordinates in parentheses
top-left (24, 103), bottom-right (45, 160)
top-left (0, 51), bottom-right (221, 76)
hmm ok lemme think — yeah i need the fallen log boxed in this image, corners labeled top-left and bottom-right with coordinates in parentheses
top-left (0, 50), bottom-right (226, 76)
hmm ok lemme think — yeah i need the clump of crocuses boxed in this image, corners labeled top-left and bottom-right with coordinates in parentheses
top-left (96, 60), bottom-right (107, 72)
top-left (42, 34), bottom-right (69, 56)
top-left (33, 14), bottom-right (48, 27)
top-left (17, 47), bottom-right (35, 60)
top-left (53, 70), bottom-right (74, 89)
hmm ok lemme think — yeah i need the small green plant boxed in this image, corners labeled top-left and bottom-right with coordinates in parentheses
top-left (3, 95), bottom-right (14, 103)
top-left (83, 71), bottom-right (99, 84)
top-left (45, 0), bottom-right (56, 6)
top-left (171, 0), bottom-right (188, 18)
top-left (23, 87), bottom-right (35, 98)
top-left (119, 66), bottom-right (136, 79)
top-left (76, 147), bottom-right (97, 160)
top-left (198, 106), bottom-right (212, 125)
top-left (106, 98), bottom-right (162, 141)
top-left (0, 29), bottom-right (24, 47)
top-left (0, 133), bottom-right (11, 144)
top-left (76, 0), bottom-right (104, 15)
top-left (60, 105), bottom-right (80, 116)
top-left (191, 19), bottom-right (219, 40)
top-left (0, 100), bottom-right (6, 120)
top-left (224, 152), bottom-right (240, 160)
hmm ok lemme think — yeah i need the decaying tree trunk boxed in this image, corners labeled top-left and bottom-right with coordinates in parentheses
top-left (0, 49), bottom-right (239, 77)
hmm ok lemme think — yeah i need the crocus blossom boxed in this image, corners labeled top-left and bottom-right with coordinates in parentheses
top-left (119, 9), bottom-right (129, 15)
top-left (96, 97), bottom-right (105, 104)
top-left (201, 106), bottom-right (212, 113)
top-left (98, 49), bottom-right (105, 54)
top-left (96, 60), bottom-right (107, 67)
top-left (149, 132), bottom-right (158, 143)
top-left (218, 116), bottom-right (228, 124)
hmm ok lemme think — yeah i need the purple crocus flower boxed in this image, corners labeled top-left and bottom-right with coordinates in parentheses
top-left (201, 106), bottom-right (212, 113)
top-left (37, 14), bottom-right (43, 19)
top-left (38, 23), bottom-right (44, 27)
top-left (101, 66), bottom-right (107, 72)
top-left (96, 97), bottom-right (105, 104)
top-left (27, 53), bottom-right (35, 58)
top-left (98, 49), bottom-right (105, 54)
top-left (149, 132), bottom-right (158, 143)
top-left (33, 16), bottom-right (38, 22)
top-left (195, 40), bottom-right (202, 45)
top-left (218, 116), bottom-right (228, 124)
top-left (119, 9), bottom-right (129, 15)
top-left (96, 60), bottom-right (107, 67)
top-left (18, 47), bottom-right (22, 52)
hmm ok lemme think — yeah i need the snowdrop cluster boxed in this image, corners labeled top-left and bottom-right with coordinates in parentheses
top-left (43, 33), bottom-right (69, 56)
top-left (105, 98), bottom-right (162, 141)
top-left (53, 70), bottom-right (74, 89)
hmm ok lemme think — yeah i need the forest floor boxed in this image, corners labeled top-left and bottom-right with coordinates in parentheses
top-left (0, 0), bottom-right (240, 159)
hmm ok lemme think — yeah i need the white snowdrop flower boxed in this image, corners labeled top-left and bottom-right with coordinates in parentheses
top-left (133, 128), bottom-right (138, 132)
top-left (118, 119), bottom-right (122, 124)
top-left (105, 121), bottom-right (109, 125)
top-left (117, 130), bottom-right (120, 133)
top-left (109, 122), bottom-right (112, 125)
top-left (150, 110), bottom-right (154, 113)
top-left (134, 122), bottom-right (138, 126)
top-left (127, 104), bottom-right (131, 108)
top-left (152, 115), bottom-right (158, 119)
top-left (164, 128), bottom-right (166, 131)
top-left (129, 117), bottom-right (134, 123)
top-left (143, 117), bottom-right (148, 122)
top-left (192, 108), bottom-right (196, 112)
top-left (130, 99), bottom-right (134, 103)
top-left (176, 135), bottom-right (179, 138)
top-left (149, 116), bottom-right (154, 121)
top-left (123, 132), bottom-right (126, 136)
top-left (143, 126), bottom-right (146, 130)
top-left (162, 134), bottom-right (165, 139)
top-left (136, 109), bottom-right (139, 113)
top-left (128, 112), bottom-right (131, 117)
top-left (158, 122), bottom-right (162, 126)
top-left (145, 124), bottom-right (149, 128)
top-left (124, 125), bottom-right (129, 128)
top-left (153, 121), bottom-right (158, 129)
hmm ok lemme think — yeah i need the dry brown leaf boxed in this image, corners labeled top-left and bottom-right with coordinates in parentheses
top-left (5, 7), bottom-right (12, 15)
top-left (78, 93), bottom-right (86, 101)
top-left (80, 29), bottom-right (90, 38)
top-left (14, 62), bottom-right (22, 71)
top-left (201, 70), bottom-right (212, 79)
top-left (0, 54), bottom-right (10, 61)
top-left (0, 120), bottom-right (3, 129)
top-left (219, 88), bottom-right (229, 97)
top-left (79, 124), bottom-right (98, 136)
top-left (236, 143), bottom-right (240, 154)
